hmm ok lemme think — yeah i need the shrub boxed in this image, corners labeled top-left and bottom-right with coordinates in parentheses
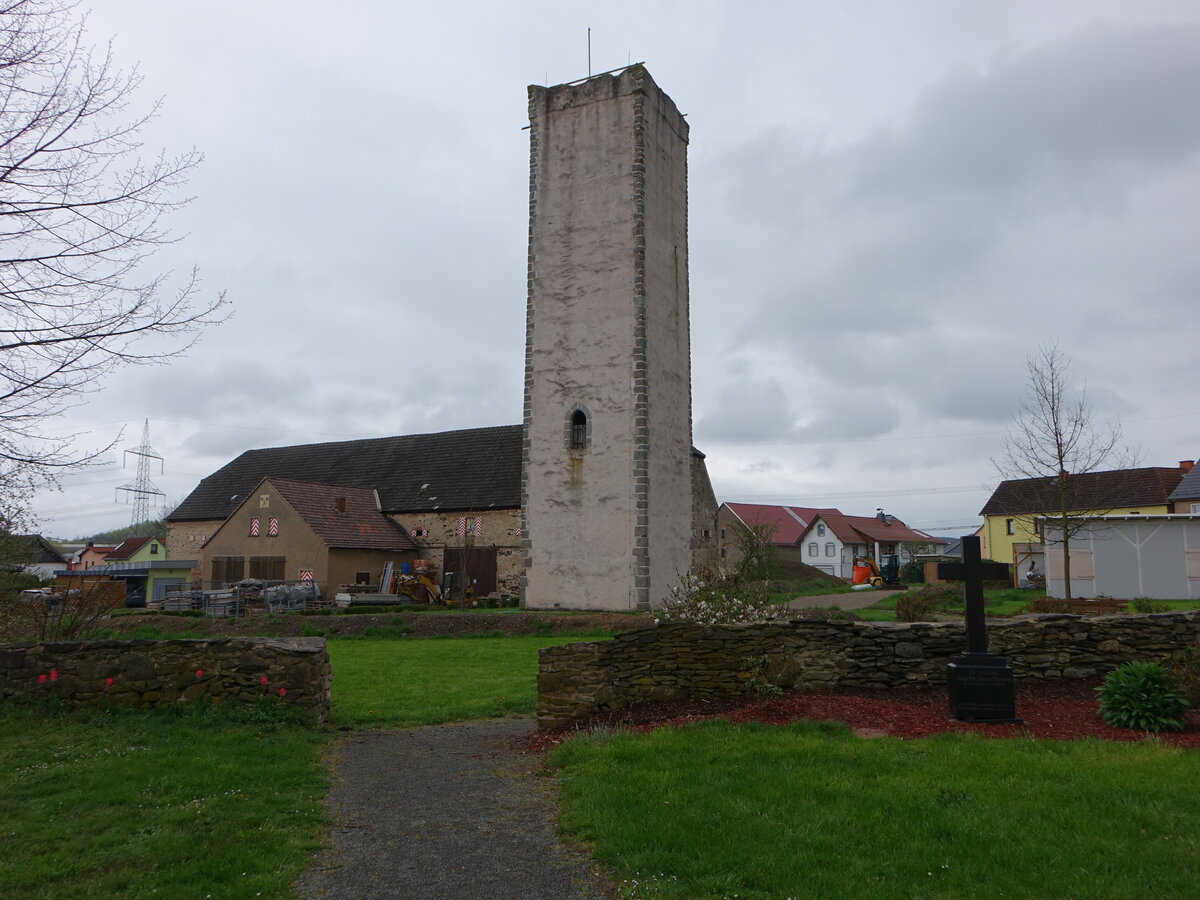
top-left (1170, 643), bottom-right (1200, 706)
top-left (1130, 597), bottom-right (1171, 614)
top-left (655, 571), bottom-right (775, 626)
top-left (900, 560), bottom-right (925, 584)
top-left (1095, 662), bottom-right (1189, 732)
top-left (894, 584), bottom-right (959, 622)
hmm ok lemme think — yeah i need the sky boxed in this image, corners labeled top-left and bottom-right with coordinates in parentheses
top-left (25, 0), bottom-right (1200, 539)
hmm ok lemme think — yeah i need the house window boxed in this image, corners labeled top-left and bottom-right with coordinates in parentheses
top-left (355, 571), bottom-right (371, 585)
top-left (817, 524), bottom-right (825, 537)
top-left (808, 542), bottom-right (818, 556)
top-left (150, 543), bottom-right (158, 555)
top-left (1034, 519), bottom-right (1043, 536)
top-left (1005, 519), bottom-right (1015, 535)
top-left (1192, 504), bottom-right (1200, 514)
top-left (249, 517), bottom-right (261, 537)
top-left (268, 517), bottom-right (279, 536)
top-left (825, 542), bottom-right (835, 557)
top-left (720, 528), bottom-right (726, 540)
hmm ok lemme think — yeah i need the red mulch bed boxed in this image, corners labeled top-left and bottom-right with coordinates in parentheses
top-left (526, 679), bottom-right (1200, 753)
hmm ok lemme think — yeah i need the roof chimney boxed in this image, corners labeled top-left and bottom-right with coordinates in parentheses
top-left (334, 497), bottom-right (347, 514)
top-left (1181, 460), bottom-right (1195, 473)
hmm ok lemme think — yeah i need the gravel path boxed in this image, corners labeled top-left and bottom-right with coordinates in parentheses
top-left (295, 719), bottom-right (612, 900)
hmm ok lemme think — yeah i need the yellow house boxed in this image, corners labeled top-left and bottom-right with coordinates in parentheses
top-left (979, 465), bottom-right (1189, 578)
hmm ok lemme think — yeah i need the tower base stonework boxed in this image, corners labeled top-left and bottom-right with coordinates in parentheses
top-left (521, 66), bottom-right (693, 611)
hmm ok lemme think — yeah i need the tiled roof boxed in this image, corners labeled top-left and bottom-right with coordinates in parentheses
top-left (265, 479), bottom-right (418, 551)
top-left (169, 425), bottom-right (523, 523)
top-left (14, 535), bottom-right (67, 565)
top-left (980, 467), bottom-right (1185, 516)
top-left (723, 503), bottom-right (824, 545)
top-left (1167, 461), bottom-right (1200, 502)
top-left (105, 537), bottom-right (157, 560)
top-left (804, 511), bottom-right (941, 546)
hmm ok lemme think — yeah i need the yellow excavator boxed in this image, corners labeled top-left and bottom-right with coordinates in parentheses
top-left (852, 555), bottom-right (902, 588)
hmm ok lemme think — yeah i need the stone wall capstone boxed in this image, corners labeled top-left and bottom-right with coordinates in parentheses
top-left (536, 612), bottom-right (1200, 729)
top-left (0, 637), bottom-right (331, 722)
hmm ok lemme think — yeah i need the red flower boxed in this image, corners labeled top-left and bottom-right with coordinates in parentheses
top-left (37, 674), bottom-right (47, 684)
top-left (49, 669), bottom-right (59, 682)
top-left (195, 670), bottom-right (204, 679)
top-left (278, 687), bottom-right (287, 697)
top-left (105, 677), bottom-right (114, 689)
top-left (261, 676), bottom-right (269, 685)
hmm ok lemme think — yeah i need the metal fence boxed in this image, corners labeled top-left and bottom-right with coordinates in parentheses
top-left (157, 579), bottom-right (323, 617)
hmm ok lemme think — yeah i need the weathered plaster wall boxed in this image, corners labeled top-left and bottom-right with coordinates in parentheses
top-left (536, 612), bottom-right (1200, 729)
top-left (691, 453), bottom-right (719, 573)
top-left (0, 637), bottom-right (331, 721)
top-left (392, 509), bottom-right (522, 594)
top-left (523, 66), bottom-right (692, 612)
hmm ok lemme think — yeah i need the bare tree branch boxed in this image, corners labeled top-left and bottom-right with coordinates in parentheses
top-left (994, 340), bottom-right (1137, 599)
top-left (0, 1), bottom-right (228, 522)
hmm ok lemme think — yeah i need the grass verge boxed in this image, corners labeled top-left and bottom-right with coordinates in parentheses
top-left (548, 719), bottom-right (1200, 899)
top-left (328, 633), bottom-right (610, 728)
top-left (0, 702), bottom-right (328, 900)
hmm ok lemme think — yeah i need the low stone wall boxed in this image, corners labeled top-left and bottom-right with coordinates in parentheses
top-left (537, 612), bottom-right (1200, 729)
top-left (0, 637), bottom-right (331, 722)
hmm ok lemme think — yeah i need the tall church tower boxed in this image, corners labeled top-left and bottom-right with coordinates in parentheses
top-left (522, 66), bottom-right (693, 611)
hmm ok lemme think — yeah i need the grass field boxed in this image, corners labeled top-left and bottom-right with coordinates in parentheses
top-left (0, 702), bottom-right (328, 900)
top-left (327, 633), bottom-right (603, 727)
top-left (0, 631), bottom-right (599, 898)
top-left (549, 719), bottom-right (1200, 899)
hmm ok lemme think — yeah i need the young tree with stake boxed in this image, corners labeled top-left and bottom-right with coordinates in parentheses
top-left (996, 341), bottom-right (1135, 600)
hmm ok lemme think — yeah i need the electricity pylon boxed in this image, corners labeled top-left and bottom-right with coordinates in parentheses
top-left (116, 419), bottom-right (165, 526)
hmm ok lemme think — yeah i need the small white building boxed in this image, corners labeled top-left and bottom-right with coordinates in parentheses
top-left (1042, 515), bottom-right (1200, 600)
top-left (797, 512), bottom-right (941, 579)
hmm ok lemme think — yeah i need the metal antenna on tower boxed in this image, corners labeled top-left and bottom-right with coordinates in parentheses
top-left (116, 419), bottom-right (165, 526)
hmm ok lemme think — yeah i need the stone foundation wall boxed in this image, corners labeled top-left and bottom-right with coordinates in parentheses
top-left (537, 612), bottom-right (1200, 729)
top-left (0, 637), bottom-right (331, 722)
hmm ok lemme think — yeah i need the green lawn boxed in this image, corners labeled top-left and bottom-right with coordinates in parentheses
top-left (328, 634), bottom-right (602, 727)
top-left (0, 703), bottom-right (328, 900)
top-left (549, 719), bottom-right (1200, 899)
top-left (0, 632), bottom-right (598, 898)
top-left (858, 588), bottom-right (1200, 622)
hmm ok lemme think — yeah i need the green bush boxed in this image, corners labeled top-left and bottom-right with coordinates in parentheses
top-left (900, 560), bottom-right (925, 584)
top-left (1096, 662), bottom-right (1189, 732)
top-left (1130, 597), bottom-right (1171, 614)
top-left (894, 584), bottom-right (959, 621)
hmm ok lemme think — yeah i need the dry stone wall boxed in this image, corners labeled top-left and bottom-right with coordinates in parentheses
top-left (0, 637), bottom-right (331, 722)
top-left (537, 612), bottom-right (1200, 729)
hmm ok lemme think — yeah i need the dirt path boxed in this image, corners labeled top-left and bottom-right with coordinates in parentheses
top-left (295, 719), bottom-right (612, 900)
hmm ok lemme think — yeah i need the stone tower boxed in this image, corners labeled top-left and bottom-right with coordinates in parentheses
top-left (521, 66), bottom-right (693, 611)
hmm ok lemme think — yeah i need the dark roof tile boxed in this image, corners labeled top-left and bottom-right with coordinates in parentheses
top-left (980, 467), bottom-right (1185, 516)
top-left (169, 425), bottom-right (522, 523)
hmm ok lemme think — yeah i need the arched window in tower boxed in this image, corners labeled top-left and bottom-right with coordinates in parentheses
top-left (570, 409), bottom-right (588, 450)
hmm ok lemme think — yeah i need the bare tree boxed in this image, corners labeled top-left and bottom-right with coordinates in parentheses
top-left (996, 341), bottom-right (1135, 599)
top-left (0, 1), bottom-right (227, 511)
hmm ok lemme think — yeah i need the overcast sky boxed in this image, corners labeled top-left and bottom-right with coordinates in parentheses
top-left (28, 0), bottom-right (1200, 539)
